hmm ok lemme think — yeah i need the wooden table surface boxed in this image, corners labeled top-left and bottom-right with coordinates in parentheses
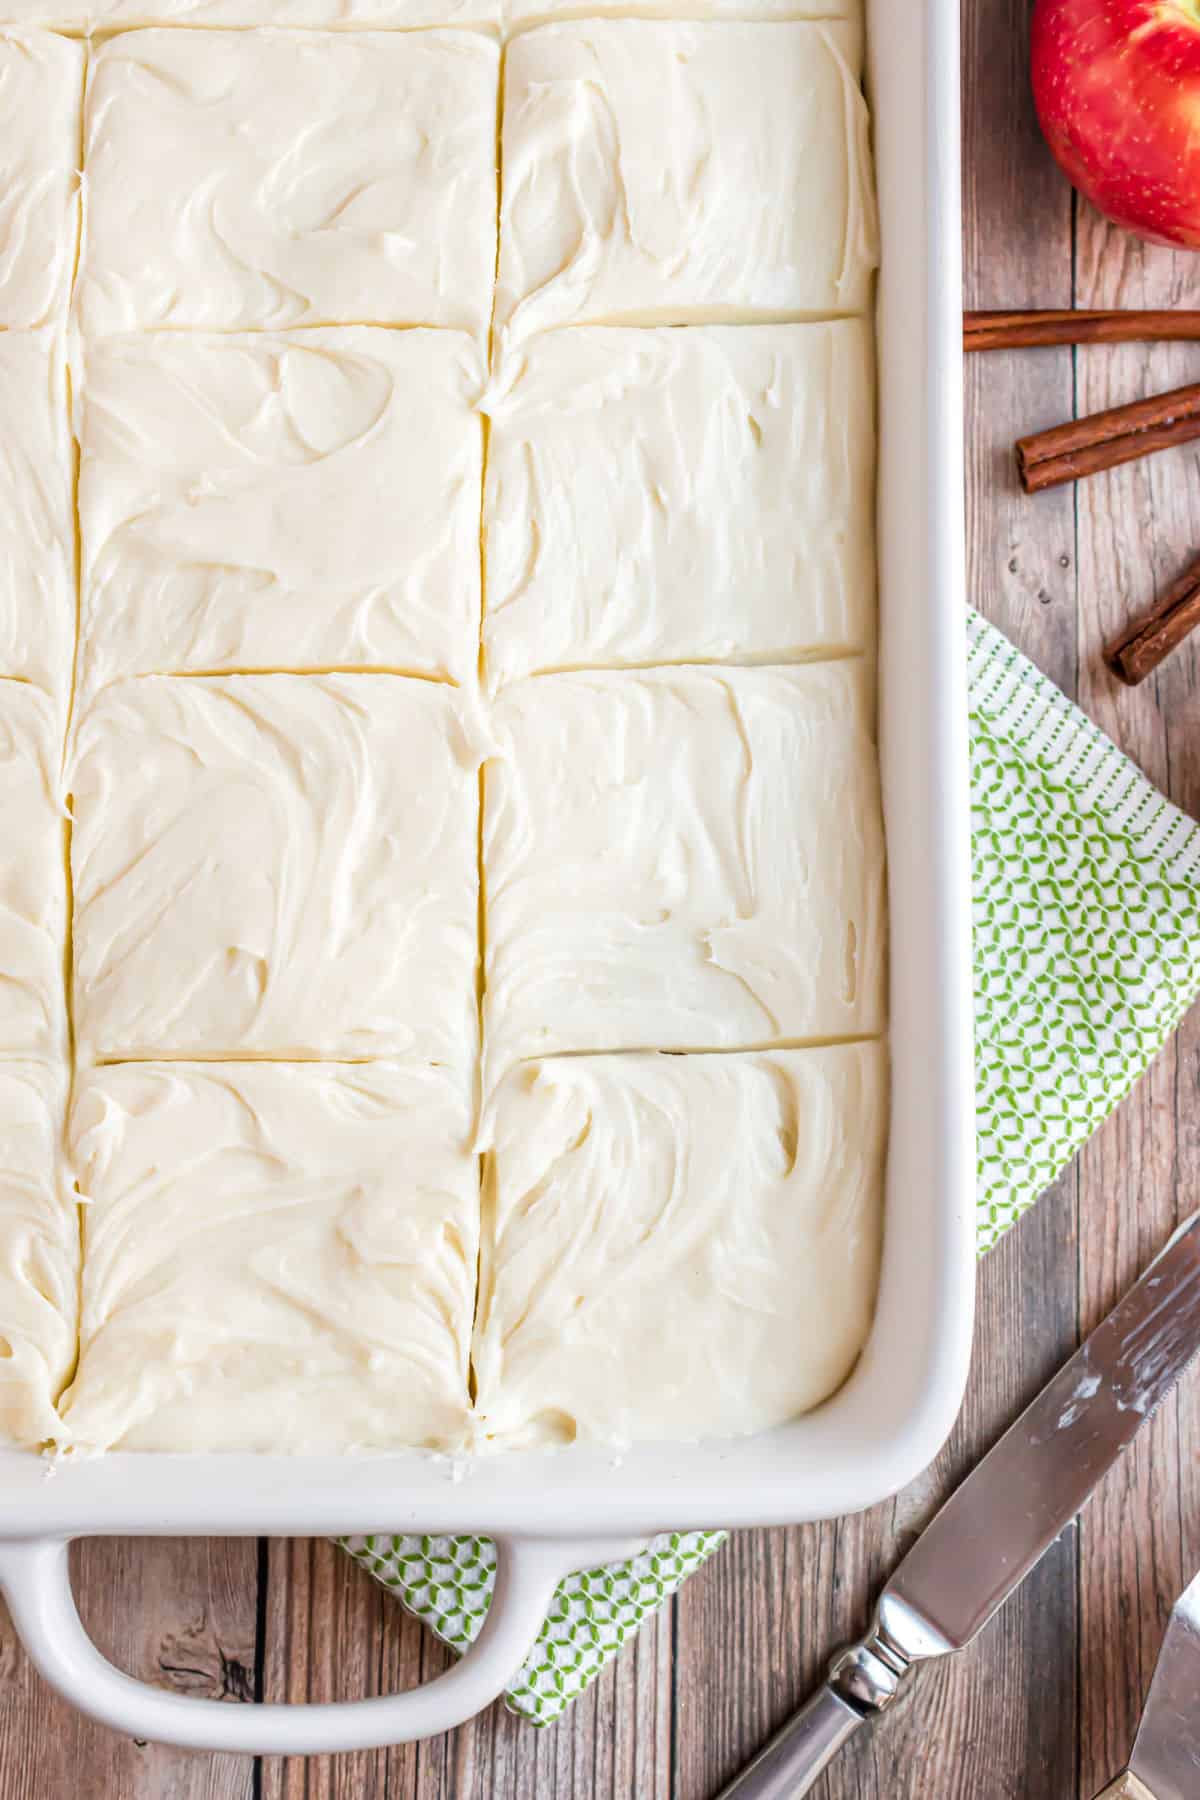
top-left (5, 1), bottom-right (1200, 1794)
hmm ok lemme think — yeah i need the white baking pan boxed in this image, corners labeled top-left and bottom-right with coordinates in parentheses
top-left (0, 0), bottom-right (974, 1754)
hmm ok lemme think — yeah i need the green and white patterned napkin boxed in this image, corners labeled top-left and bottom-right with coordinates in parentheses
top-left (968, 612), bottom-right (1200, 1246)
top-left (341, 609), bottom-right (1200, 1726)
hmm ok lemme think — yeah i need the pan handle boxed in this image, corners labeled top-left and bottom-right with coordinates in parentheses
top-left (0, 1532), bottom-right (639, 1753)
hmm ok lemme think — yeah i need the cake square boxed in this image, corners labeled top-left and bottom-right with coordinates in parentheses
top-left (59, 1060), bottom-right (478, 1453)
top-left (472, 1044), bottom-right (885, 1447)
top-left (79, 30), bottom-right (500, 335)
top-left (0, 1062), bottom-right (75, 1448)
top-left (483, 663), bottom-right (885, 1080)
top-left (76, 330), bottom-right (485, 703)
top-left (0, 684), bottom-right (66, 1059)
top-left (483, 322), bottom-right (875, 687)
top-left (70, 675), bottom-right (481, 1065)
top-left (0, 32), bottom-right (83, 328)
top-left (0, 330), bottom-right (76, 702)
top-left (494, 20), bottom-right (877, 342)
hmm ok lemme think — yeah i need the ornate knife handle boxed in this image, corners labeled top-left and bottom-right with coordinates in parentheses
top-left (717, 1621), bottom-right (918, 1799)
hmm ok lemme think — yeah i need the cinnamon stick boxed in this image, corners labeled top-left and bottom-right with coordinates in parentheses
top-left (1107, 553), bottom-right (1200, 686)
top-left (966, 309), bottom-right (1200, 351)
top-left (1016, 381), bottom-right (1200, 493)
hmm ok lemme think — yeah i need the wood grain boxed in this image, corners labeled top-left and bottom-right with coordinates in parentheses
top-left (259, 1538), bottom-right (425, 1800)
top-left (259, 1540), bottom-right (675, 1800)
top-left (0, 1539), bottom-right (258, 1800)
top-left (1070, 196), bottom-right (1200, 1800)
top-left (3, 1), bottom-right (1200, 1796)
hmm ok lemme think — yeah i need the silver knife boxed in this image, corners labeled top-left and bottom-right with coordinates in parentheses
top-left (719, 1207), bottom-right (1200, 1800)
top-left (1093, 1570), bottom-right (1200, 1800)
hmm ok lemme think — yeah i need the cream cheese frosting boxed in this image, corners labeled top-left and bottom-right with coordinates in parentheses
top-left (78, 29), bottom-right (500, 336)
top-left (0, 4), bottom-right (888, 1462)
top-left (0, 1061), bottom-right (76, 1448)
top-left (483, 322), bottom-right (875, 687)
top-left (0, 330), bottom-right (76, 706)
top-left (59, 1060), bottom-right (477, 1453)
top-left (0, 31), bottom-right (83, 329)
top-left (5, 0), bottom-right (495, 22)
top-left (494, 20), bottom-right (877, 343)
top-left (482, 663), bottom-right (886, 1081)
top-left (70, 675), bottom-right (483, 1066)
top-left (472, 1044), bottom-right (885, 1448)
top-left (0, 683), bottom-right (67, 1060)
top-left (504, 0), bottom-right (858, 23)
top-left (75, 329), bottom-right (485, 704)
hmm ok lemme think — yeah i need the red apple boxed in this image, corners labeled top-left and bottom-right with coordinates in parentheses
top-left (1032, 0), bottom-right (1200, 248)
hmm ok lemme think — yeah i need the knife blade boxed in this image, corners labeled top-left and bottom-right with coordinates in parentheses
top-left (1093, 1571), bottom-right (1200, 1800)
top-left (718, 1208), bottom-right (1200, 1800)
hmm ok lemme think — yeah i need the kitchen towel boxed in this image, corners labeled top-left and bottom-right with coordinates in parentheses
top-left (341, 608), bottom-right (1200, 1725)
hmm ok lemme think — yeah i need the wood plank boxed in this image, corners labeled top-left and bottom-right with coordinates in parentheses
top-left (1069, 195), bottom-right (1200, 1800)
top-left (259, 1540), bottom-right (673, 1800)
top-left (0, 1537), bottom-right (257, 1800)
top-left (673, 1523), bottom-right (833, 1800)
top-left (259, 1537), bottom-right (424, 1800)
top-left (961, 0), bottom-right (1077, 685)
top-left (857, 1199), bottom-right (1083, 1800)
top-left (444, 1603), bottom-right (672, 1800)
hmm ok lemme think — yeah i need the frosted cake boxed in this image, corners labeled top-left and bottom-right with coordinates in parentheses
top-left (60, 1061), bottom-right (478, 1451)
top-left (0, 6), bottom-right (886, 1455)
top-left (473, 1045), bottom-right (886, 1447)
top-left (70, 674), bottom-right (482, 1067)
top-left (0, 31), bottom-right (83, 329)
top-left (78, 29), bottom-right (500, 335)
top-left (0, 686), bottom-right (68, 1061)
top-left (483, 663), bottom-right (886, 1079)
top-left (0, 330), bottom-right (76, 703)
top-left (494, 20), bottom-right (876, 341)
top-left (75, 329), bottom-right (485, 701)
top-left (483, 322), bottom-right (876, 687)
top-left (0, 1062), bottom-right (75, 1447)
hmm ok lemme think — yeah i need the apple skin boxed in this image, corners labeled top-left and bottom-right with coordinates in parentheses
top-left (1032, 0), bottom-right (1200, 248)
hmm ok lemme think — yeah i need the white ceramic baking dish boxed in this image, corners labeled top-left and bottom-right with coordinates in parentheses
top-left (0, 0), bottom-right (974, 1754)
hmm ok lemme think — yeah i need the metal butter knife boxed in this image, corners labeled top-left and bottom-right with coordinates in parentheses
top-left (719, 1208), bottom-right (1200, 1800)
top-left (1094, 1570), bottom-right (1200, 1800)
